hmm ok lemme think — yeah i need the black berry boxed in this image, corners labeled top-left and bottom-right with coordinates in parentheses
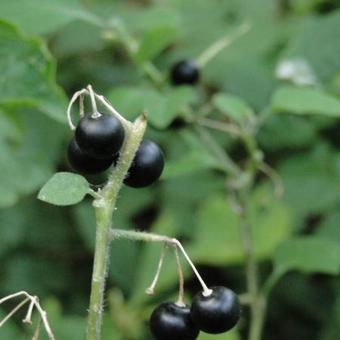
top-left (75, 113), bottom-right (125, 159)
top-left (67, 138), bottom-right (114, 174)
top-left (170, 59), bottom-right (200, 86)
top-left (191, 286), bottom-right (240, 334)
top-left (150, 302), bottom-right (199, 340)
top-left (124, 140), bottom-right (164, 188)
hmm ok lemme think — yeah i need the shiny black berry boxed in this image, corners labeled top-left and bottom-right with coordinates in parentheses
top-left (75, 113), bottom-right (125, 159)
top-left (67, 138), bottom-right (114, 174)
top-left (150, 302), bottom-right (199, 340)
top-left (191, 286), bottom-right (241, 334)
top-left (124, 140), bottom-right (164, 188)
top-left (170, 59), bottom-right (200, 86)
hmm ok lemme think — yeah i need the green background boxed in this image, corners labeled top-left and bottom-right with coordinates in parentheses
top-left (0, 0), bottom-right (340, 339)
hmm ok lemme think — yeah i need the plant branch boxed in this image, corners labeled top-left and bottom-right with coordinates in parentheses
top-left (86, 110), bottom-right (147, 340)
top-left (196, 117), bottom-right (242, 137)
top-left (196, 22), bottom-right (251, 68)
top-left (110, 228), bottom-right (212, 296)
top-left (194, 126), bottom-right (241, 177)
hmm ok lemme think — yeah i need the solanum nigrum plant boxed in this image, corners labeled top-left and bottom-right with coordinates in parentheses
top-left (2, 4), bottom-right (339, 340)
top-left (35, 85), bottom-right (241, 340)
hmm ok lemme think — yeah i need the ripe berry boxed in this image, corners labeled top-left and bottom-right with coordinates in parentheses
top-left (170, 59), bottom-right (200, 86)
top-left (75, 113), bottom-right (125, 159)
top-left (150, 302), bottom-right (199, 340)
top-left (67, 138), bottom-right (114, 174)
top-left (191, 286), bottom-right (241, 334)
top-left (124, 140), bottom-right (164, 188)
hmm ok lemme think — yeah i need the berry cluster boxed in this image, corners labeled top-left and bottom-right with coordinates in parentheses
top-left (150, 286), bottom-right (240, 339)
top-left (67, 112), bottom-right (164, 188)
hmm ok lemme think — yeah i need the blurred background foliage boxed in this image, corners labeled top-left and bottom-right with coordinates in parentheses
top-left (0, 0), bottom-right (340, 339)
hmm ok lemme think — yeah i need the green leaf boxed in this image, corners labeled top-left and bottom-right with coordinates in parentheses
top-left (0, 0), bottom-right (99, 34)
top-left (281, 11), bottom-right (340, 84)
top-left (107, 86), bottom-right (197, 129)
top-left (213, 93), bottom-right (254, 125)
top-left (163, 151), bottom-right (219, 178)
top-left (258, 114), bottom-right (317, 151)
top-left (136, 25), bottom-right (179, 63)
top-left (198, 330), bottom-right (240, 340)
top-left (158, 87), bottom-right (197, 129)
top-left (271, 86), bottom-right (340, 117)
top-left (316, 210), bottom-right (340, 242)
top-left (38, 172), bottom-right (90, 206)
top-left (3, 254), bottom-right (70, 296)
top-left (107, 86), bottom-right (163, 121)
top-left (42, 298), bottom-right (86, 340)
top-left (278, 144), bottom-right (340, 218)
top-left (187, 185), bottom-right (292, 265)
top-left (0, 109), bottom-right (65, 208)
top-left (0, 20), bottom-right (67, 122)
top-left (0, 311), bottom-right (21, 338)
top-left (273, 237), bottom-right (340, 275)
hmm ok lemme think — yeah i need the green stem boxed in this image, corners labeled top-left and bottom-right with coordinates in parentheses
top-left (86, 116), bottom-right (147, 340)
top-left (248, 266), bottom-right (283, 340)
top-left (196, 22), bottom-right (251, 68)
top-left (194, 126), bottom-right (241, 177)
top-left (248, 296), bottom-right (267, 340)
top-left (236, 190), bottom-right (261, 340)
top-left (235, 131), bottom-right (267, 340)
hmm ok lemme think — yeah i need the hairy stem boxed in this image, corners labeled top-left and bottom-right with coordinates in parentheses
top-left (248, 296), bottom-right (266, 340)
top-left (86, 115), bottom-right (146, 340)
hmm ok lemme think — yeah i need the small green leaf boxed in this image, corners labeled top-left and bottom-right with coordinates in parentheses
top-left (38, 172), bottom-right (90, 206)
top-left (213, 93), bottom-right (254, 125)
top-left (107, 86), bottom-right (197, 129)
top-left (153, 87), bottom-right (197, 129)
top-left (281, 11), bottom-right (340, 84)
top-left (136, 25), bottom-right (178, 63)
top-left (278, 144), bottom-right (340, 218)
top-left (273, 237), bottom-right (340, 275)
top-left (0, 0), bottom-right (99, 34)
top-left (0, 20), bottom-right (67, 122)
top-left (187, 185), bottom-right (292, 265)
top-left (163, 151), bottom-right (219, 179)
top-left (271, 86), bottom-right (340, 117)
